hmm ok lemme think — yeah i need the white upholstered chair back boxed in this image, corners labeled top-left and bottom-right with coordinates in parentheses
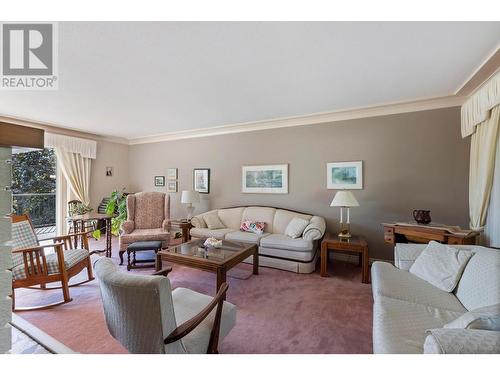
top-left (95, 258), bottom-right (185, 354)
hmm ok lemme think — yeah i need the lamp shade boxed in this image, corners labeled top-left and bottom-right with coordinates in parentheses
top-left (330, 190), bottom-right (359, 207)
top-left (181, 190), bottom-right (200, 204)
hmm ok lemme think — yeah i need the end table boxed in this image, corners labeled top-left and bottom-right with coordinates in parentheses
top-left (168, 220), bottom-right (193, 243)
top-left (320, 233), bottom-right (370, 283)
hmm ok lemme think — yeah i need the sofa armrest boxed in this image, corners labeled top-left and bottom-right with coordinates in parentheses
top-left (190, 215), bottom-right (206, 228)
top-left (303, 216), bottom-right (326, 241)
top-left (424, 329), bottom-right (500, 354)
top-left (120, 220), bottom-right (135, 234)
top-left (394, 243), bottom-right (426, 270)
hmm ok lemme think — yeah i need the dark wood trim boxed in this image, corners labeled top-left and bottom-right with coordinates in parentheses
top-left (0, 122), bottom-right (44, 148)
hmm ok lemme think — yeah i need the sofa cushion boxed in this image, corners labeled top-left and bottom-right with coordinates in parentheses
top-left (373, 295), bottom-right (464, 354)
top-left (121, 228), bottom-right (170, 243)
top-left (284, 218), bottom-right (309, 239)
top-left (240, 220), bottom-right (265, 235)
top-left (409, 241), bottom-right (474, 292)
top-left (444, 303), bottom-right (500, 331)
top-left (259, 246), bottom-right (316, 262)
top-left (241, 207), bottom-right (276, 233)
top-left (260, 234), bottom-right (314, 252)
top-left (217, 207), bottom-right (245, 230)
top-left (273, 209), bottom-right (312, 234)
top-left (171, 287), bottom-right (236, 354)
top-left (454, 245), bottom-right (500, 311)
top-left (190, 228), bottom-right (234, 240)
top-left (204, 211), bottom-right (225, 230)
top-left (225, 231), bottom-right (270, 244)
top-left (371, 261), bottom-right (466, 312)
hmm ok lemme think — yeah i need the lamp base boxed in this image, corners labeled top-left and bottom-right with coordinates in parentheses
top-left (338, 222), bottom-right (352, 238)
top-left (186, 205), bottom-right (195, 220)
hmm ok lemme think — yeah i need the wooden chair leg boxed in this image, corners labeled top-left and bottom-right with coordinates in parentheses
top-left (11, 289), bottom-right (15, 310)
top-left (87, 257), bottom-right (94, 280)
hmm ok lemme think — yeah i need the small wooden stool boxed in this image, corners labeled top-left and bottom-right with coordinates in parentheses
top-left (126, 241), bottom-right (163, 271)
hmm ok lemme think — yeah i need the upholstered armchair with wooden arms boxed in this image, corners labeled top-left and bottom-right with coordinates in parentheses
top-left (118, 192), bottom-right (171, 265)
top-left (10, 214), bottom-right (94, 311)
top-left (94, 258), bottom-right (236, 354)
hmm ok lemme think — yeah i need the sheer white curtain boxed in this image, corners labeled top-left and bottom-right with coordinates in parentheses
top-left (485, 127), bottom-right (500, 247)
top-left (45, 133), bottom-right (97, 207)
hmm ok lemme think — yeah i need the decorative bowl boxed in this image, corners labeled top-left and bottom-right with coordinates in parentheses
top-left (204, 237), bottom-right (223, 248)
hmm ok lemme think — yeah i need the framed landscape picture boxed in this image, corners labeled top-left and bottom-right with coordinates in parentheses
top-left (327, 161), bottom-right (363, 189)
top-left (154, 175), bottom-right (165, 187)
top-left (167, 180), bottom-right (177, 193)
top-left (242, 164), bottom-right (288, 194)
top-left (167, 168), bottom-right (178, 180)
top-left (193, 168), bottom-right (210, 193)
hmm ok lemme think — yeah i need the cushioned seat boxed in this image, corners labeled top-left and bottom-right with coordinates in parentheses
top-left (190, 228), bottom-right (234, 240)
top-left (171, 287), bottom-right (236, 354)
top-left (127, 241), bottom-right (163, 251)
top-left (120, 228), bottom-right (170, 243)
top-left (371, 262), bottom-right (466, 312)
top-left (373, 295), bottom-right (464, 354)
top-left (225, 231), bottom-right (270, 244)
top-left (260, 234), bottom-right (314, 252)
top-left (11, 248), bottom-right (90, 280)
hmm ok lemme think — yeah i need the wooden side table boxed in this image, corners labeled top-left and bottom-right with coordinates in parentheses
top-left (320, 233), bottom-right (370, 283)
top-left (168, 220), bottom-right (193, 243)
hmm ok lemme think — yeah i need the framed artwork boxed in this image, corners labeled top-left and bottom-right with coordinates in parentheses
top-left (154, 175), bottom-right (165, 187)
top-left (327, 161), bottom-right (363, 189)
top-left (105, 167), bottom-right (113, 177)
top-left (167, 168), bottom-right (178, 180)
top-left (193, 168), bottom-right (210, 194)
top-left (167, 181), bottom-right (178, 193)
top-left (242, 164), bottom-right (288, 194)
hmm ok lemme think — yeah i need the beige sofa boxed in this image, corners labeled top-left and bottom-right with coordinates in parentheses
top-left (371, 243), bottom-right (500, 354)
top-left (190, 206), bottom-right (326, 273)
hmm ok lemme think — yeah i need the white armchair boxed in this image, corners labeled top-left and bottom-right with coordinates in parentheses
top-left (94, 258), bottom-right (236, 354)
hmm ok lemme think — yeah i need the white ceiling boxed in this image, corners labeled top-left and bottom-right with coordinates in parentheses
top-left (1, 22), bottom-right (499, 139)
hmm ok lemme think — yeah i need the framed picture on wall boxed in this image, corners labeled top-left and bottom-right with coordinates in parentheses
top-left (167, 168), bottom-right (178, 180)
top-left (154, 175), bottom-right (165, 187)
top-left (242, 164), bottom-right (288, 194)
top-left (326, 161), bottom-right (363, 189)
top-left (167, 181), bottom-right (178, 193)
top-left (193, 168), bottom-right (210, 194)
top-left (105, 166), bottom-right (113, 177)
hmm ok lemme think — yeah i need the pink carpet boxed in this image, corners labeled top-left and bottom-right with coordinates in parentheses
top-left (16, 237), bottom-right (373, 353)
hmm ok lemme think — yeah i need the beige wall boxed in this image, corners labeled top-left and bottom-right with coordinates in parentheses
top-left (128, 107), bottom-right (470, 260)
top-left (89, 140), bottom-right (130, 209)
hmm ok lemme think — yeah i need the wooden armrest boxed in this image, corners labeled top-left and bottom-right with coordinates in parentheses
top-left (12, 242), bottom-right (64, 253)
top-left (164, 283), bottom-right (229, 353)
top-left (152, 267), bottom-right (173, 277)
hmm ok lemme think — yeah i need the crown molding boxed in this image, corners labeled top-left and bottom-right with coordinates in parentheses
top-left (129, 95), bottom-right (465, 145)
top-left (455, 46), bottom-right (500, 97)
top-left (0, 114), bottom-right (129, 145)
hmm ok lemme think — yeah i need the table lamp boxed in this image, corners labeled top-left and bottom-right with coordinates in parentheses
top-left (330, 190), bottom-right (359, 238)
top-left (181, 190), bottom-right (200, 220)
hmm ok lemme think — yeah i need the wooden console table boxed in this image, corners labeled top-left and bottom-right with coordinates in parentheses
top-left (382, 223), bottom-right (481, 245)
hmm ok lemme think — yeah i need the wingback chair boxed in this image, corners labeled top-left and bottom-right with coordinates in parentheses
top-left (94, 258), bottom-right (236, 354)
top-left (119, 192), bottom-right (171, 265)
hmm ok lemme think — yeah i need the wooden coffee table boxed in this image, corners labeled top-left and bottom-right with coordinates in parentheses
top-left (156, 239), bottom-right (259, 292)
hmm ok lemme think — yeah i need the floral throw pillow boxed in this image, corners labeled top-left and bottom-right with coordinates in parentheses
top-left (240, 220), bottom-right (265, 235)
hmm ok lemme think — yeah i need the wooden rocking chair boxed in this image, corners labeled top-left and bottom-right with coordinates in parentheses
top-left (10, 214), bottom-right (94, 311)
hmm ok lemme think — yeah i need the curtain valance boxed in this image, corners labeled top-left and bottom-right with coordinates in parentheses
top-left (44, 132), bottom-right (97, 159)
top-left (461, 70), bottom-right (500, 138)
